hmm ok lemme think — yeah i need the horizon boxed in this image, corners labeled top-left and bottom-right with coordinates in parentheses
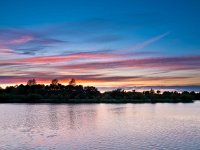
top-left (1, 79), bottom-right (200, 93)
top-left (0, 0), bottom-right (200, 92)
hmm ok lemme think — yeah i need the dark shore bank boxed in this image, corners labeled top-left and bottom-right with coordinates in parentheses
top-left (0, 79), bottom-right (199, 104)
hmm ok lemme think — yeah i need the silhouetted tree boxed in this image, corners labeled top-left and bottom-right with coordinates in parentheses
top-left (51, 79), bottom-right (59, 85)
top-left (150, 88), bottom-right (155, 94)
top-left (84, 86), bottom-right (100, 98)
top-left (0, 79), bottom-right (198, 103)
top-left (157, 90), bottom-right (161, 94)
top-left (110, 88), bottom-right (125, 99)
top-left (27, 79), bottom-right (36, 86)
top-left (69, 78), bottom-right (76, 86)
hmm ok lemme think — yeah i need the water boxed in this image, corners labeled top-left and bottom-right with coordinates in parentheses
top-left (0, 102), bottom-right (200, 150)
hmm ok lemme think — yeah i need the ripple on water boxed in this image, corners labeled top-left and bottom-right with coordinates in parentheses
top-left (0, 103), bottom-right (200, 150)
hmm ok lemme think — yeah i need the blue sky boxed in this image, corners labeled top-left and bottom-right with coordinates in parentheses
top-left (0, 0), bottom-right (200, 91)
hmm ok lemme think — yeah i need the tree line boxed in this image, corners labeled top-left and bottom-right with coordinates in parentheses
top-left (0, 78), bottom-right (199, 103)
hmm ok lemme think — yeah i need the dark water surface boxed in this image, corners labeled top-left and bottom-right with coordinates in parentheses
top-left (0, 102), bottom-right (200, 150)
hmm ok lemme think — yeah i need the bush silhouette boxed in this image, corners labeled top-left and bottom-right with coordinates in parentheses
top-left (0, 78), bottom-right (199, 103)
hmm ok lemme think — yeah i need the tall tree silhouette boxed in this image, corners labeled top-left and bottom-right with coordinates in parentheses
top-left (69, 78), bottom-right (76, 86)
top-left (51, 79), bottom-right (59, 85)
top-left (27, 79), bottom-right (36, 86)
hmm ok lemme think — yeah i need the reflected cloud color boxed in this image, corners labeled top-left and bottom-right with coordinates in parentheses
top-left (0, 0), bottom-right (200, 91)
top-left (1, 103), bottom-right (200, 149)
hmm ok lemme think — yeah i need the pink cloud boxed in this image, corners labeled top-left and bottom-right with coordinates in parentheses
top-left (0, 73), bottom-right (191, 84)
top-left (0, 52), bottom-right (121, 65)
top-left (6, 35), bottom-right (33, 45)
top-left (56, 55), bottom-right (200, 71)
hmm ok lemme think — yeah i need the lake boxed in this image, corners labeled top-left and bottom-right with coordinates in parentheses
top-left (0, 102), bottom-right (200, 150)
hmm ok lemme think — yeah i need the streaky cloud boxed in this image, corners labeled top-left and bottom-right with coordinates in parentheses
top-left (0, 52), bottom-right (122, 65)
top-left (120, 32), bottom-right (170, 52)
top-left (0, 27), bottom-right (67, 56)
top-left (56, 55), bottom-right (200, 71)
top-left (0, 73), bottom-right (191, 84)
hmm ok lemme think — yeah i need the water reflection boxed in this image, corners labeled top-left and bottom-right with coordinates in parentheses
top-left (67, 105), bottom-right (97, 130)
top-left (48, 105), bottom-right (58, 130)
top-left (24, 105), bottom-right (35, 130)
top-left (0, 103), bottom-right (200, 150)
top-left (68, 105), bottom-right (76, 129)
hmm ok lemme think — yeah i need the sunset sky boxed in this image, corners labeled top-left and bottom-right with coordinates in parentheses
top-left (0, 0), bottom-right (200, 91)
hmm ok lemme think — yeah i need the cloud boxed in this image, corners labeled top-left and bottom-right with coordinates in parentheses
top-left (5, 35), bottom-right (33, 45)
top-left (0, 53), bottom-right (199, 90)
top-left (1, 53), bottom-right (199, 74)
top-left (0, 50), bottom-right (163, 66)
top-left (0, 23), bottom-right (169, 58)
top-left (0, 52), bottom-right (122, 65)
top-left (120, 32), bottom-right (170, 52)
top-left (56, 55), bottom-right (200, 71)
top-left (0, 28), bottom-right (67, 56)
top-left (0, 73), bottom-right (191, 84)
top-left (0, 21), bottom-right (198, 90)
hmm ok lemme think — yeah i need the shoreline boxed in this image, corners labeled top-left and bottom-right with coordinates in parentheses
top-left (0, 98), bottom-right (196, 104)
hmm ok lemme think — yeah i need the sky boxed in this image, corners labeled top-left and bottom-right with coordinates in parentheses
top-left (0, 0), bottom-right (200, 91)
